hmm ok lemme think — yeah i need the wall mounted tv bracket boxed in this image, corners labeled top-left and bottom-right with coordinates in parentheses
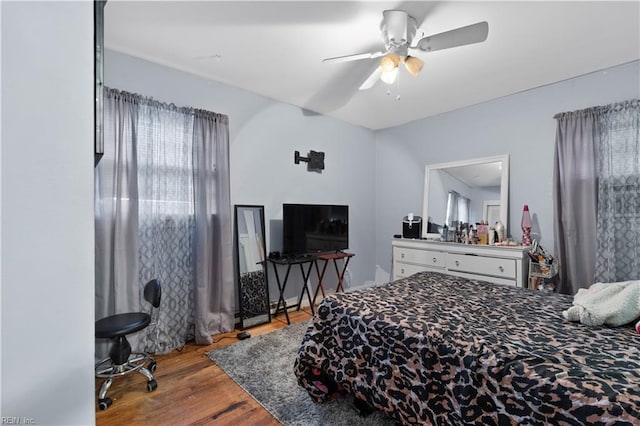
top-left (294, 150), bottom-right (325, 171)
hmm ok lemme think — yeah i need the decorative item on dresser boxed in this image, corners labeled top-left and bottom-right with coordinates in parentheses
top-left (392, 238), bottom-right (529, 287)
top-left (521, 204), bottom-right (532, 246)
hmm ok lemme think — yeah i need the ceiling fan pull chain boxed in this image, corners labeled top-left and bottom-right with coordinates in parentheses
top-left (396, 69), bottom-right (401, 100)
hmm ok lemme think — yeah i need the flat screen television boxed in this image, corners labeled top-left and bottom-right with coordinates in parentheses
top-left (282, 204), bottom-right (349, 256)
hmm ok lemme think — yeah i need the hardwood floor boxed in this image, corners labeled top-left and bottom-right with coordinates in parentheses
top-left (96, 310), bottom-right (313, 426)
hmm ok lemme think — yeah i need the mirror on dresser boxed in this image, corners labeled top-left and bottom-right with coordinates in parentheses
top-left (422, 155), bottom-right (509, 239)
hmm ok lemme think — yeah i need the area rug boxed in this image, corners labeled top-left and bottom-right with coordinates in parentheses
top-left (207, 321), bottom-right (394, 426)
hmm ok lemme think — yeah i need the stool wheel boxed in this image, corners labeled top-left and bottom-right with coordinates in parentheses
top-left (148, 361), bottom-right (157, 373)
top-left (98, 397), bottom-right (112, 411)
top-left (147, 379), bottom-right (158, 392)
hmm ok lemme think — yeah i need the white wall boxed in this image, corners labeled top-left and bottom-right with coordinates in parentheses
top-left (375, 60), bottom-right (640, 274)
top-left (104, 50), bottom-right (377, 300)
top-left (1, 2), bottom-right (95, 425)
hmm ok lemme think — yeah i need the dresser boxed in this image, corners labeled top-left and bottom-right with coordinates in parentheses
top-left (392, 238), bottom-right (529, 288)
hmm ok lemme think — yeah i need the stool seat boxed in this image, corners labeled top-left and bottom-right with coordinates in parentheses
top-left (95, 312), bottom-right (151, 339)
top-left (95, 279), bottom-right (161, 411)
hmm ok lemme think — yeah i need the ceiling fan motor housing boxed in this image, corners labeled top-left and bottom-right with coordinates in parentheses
top-left (381, 10), bottom-right (417, 54)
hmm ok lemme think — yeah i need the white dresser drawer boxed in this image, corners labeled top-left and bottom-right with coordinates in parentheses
top-left (393, 247), bottom-right (445, 269)
top-left (394, 262), bottom-right (430, 279)
top-left (446, 253), bottom-right (516, 279)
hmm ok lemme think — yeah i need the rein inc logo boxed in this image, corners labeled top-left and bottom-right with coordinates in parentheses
top-left (1, 418), bottom-right (36, 425)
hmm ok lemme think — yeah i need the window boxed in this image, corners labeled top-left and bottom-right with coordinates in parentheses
top-left (594, 101), bottom-right (640, 282)
top-left (137, 106), bottom-right (195, 216)
top-left (445, 190), bottom-right (470, 228)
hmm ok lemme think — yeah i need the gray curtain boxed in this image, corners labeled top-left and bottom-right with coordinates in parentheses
top-left (192, 109), bottom-right (234, 344)
top-left (552, 107), bottom-right (599, 295)
top-left (95, 89), bottom-right (141, 357)
top-left (95, 88), bottom-right (233, 357)
top-left (553, 99), bottom-right (639, 295)
top-left (593, 100), bottom-right (640, 283)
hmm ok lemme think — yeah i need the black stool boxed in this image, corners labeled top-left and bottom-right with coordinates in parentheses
top-left (95, 279), bottom-right (161, 410)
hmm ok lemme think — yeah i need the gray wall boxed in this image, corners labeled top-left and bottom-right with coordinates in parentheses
top-left (1, 2), bottom-right (95, 424)
top-left (375, 60), bottom-right (640, 275)
top-left (106, 53), bottom-right (640, 290)
top-left (104, 51), bottom-right (378, 301)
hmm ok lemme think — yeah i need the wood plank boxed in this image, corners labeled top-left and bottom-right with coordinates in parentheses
top-left (96, 310), bottom-right (312, 425)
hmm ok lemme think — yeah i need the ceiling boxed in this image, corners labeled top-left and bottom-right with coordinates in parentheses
top-left (104, 1), bottom-right (640, 130)
top-left (445, 161), bottom-right (502, 188)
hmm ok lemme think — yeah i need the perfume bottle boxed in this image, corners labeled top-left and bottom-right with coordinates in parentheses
top-left (495, 221), bottom-right (505, 243)
top-left (521, 204), bottom-right (532, 246)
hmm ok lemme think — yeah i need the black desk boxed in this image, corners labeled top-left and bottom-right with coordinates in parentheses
top-left (266, 256), bottom-right (316, 324)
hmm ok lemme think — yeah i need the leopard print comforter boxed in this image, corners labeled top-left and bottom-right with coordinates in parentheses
top-left (293, 271), bottom-right (640, 425)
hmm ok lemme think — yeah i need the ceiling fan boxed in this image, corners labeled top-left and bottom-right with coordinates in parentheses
top-left (322, 10), bottom-right (489, 90)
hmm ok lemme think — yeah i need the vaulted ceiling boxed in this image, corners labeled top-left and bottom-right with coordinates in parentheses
top-left (105, 1), bottom-right (640, 130)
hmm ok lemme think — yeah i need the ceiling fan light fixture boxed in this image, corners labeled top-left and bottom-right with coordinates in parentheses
top-left (404, 56), bottom-right (424, 77)
top-left (380, 67), bottom-right (398, 85)
top-left (380, 52), bottom-right (401, 72)
top-left (322, 10), bottom-right (489, 95)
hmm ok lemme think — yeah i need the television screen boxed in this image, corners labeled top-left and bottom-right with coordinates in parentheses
top-left (282, 204), bottom-right (349, 256)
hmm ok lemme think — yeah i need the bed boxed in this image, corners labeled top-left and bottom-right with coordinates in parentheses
top-left (293, 271), bottom-right (640, 425)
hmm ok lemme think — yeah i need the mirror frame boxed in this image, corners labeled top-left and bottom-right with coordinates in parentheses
top-left (234, 205), bottom-right (271, 329)
top-left (421, 154), bottom-right (509, 239)
top-left (94, 0), bottom-right (106, 166)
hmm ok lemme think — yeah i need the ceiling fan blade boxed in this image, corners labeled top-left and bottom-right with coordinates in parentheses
top-left (322, 51), bottom-right (385, 64)
top-left (304, 60), bottom-right (380, 113)
top-left (359, 67), bottom-right (382, 90)
top-left (414, 21), bottom-right (488, 53)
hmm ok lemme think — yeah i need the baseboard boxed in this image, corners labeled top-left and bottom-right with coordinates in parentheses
top-left (268, 294), bottom-right (313, 311)
top-left (233, 294), bottom-right (314, 329)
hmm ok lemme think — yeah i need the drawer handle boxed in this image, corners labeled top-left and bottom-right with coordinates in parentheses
top-left (401, 253), bottom-right (405, 259)
top-left (498, 266), bottom-right (504, 272)
top-left (432, 257), bottom-right (437, 263)
top-left (455, 260), bottom-right (460, 267)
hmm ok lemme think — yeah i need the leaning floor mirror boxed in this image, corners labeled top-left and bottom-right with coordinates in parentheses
top-left (234, 205), bottom-right (271, 329)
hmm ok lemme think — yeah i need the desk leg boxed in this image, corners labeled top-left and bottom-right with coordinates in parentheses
top-left (334, 256), bottom-right (352, 293)
top-left (312, 259), bottom-right (329, 307)
top-left (296, 262), bottom-right (315, 315)
top-left (272, 263), bottom-right (291, 325)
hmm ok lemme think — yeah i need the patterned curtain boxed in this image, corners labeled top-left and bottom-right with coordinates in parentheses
top-left (594, 100), bottom-right (640, 282)
top-left (136, 100), bottom-right (196, 353)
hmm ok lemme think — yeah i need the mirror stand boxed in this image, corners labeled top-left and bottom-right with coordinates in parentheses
top-left (234, 205), bottom-right (271, 329)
